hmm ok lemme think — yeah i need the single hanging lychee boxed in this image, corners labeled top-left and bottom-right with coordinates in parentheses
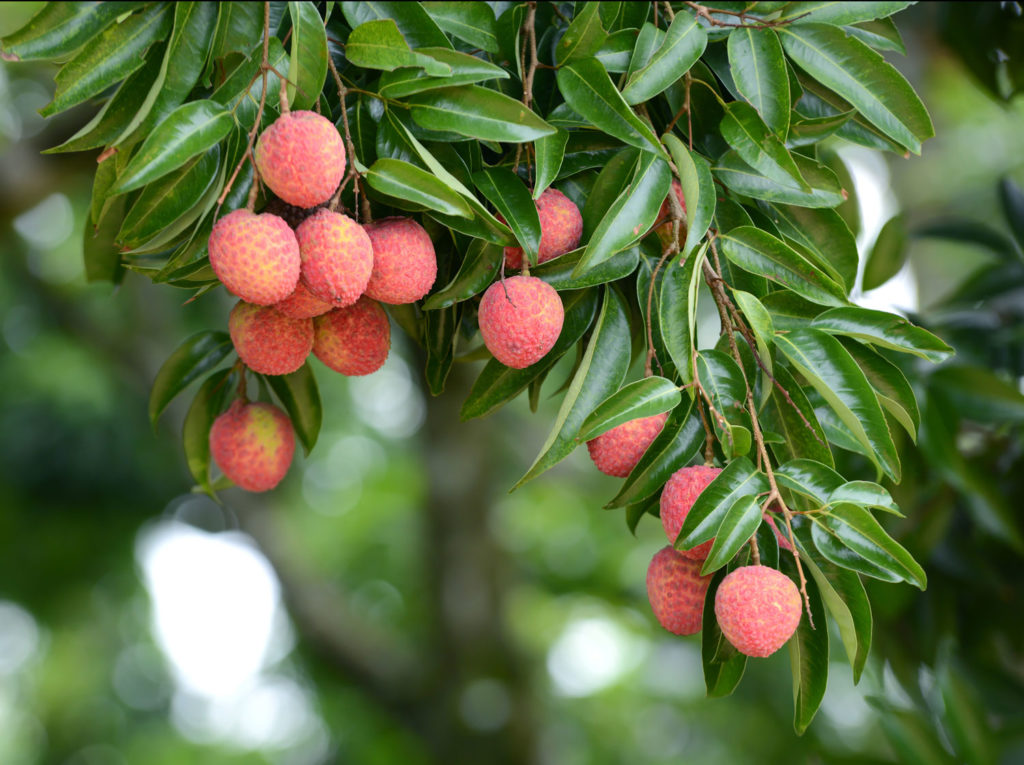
top-left (660, 465), bottom-right (722, 560)
top-left (210, 399), bottom-right (295, 492)
top-left (587, 412), bottom-right (669, 477)
top-left (477, 275), bottom-right (564, 369)
top-left (647, 545), bottom-right (712, 636)
top-left (714, 565), bottom-right (801, 657)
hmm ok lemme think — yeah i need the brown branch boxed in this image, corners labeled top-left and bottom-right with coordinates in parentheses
top-left (327, 52), bottom-right (365, 221)
top-left (685, 1), bottom-right (811, 29)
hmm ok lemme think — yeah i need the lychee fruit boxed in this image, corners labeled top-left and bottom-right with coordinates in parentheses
top-left (313, 296), bottom-right (391, 376)
top-left (363, 217), bottom-right (437, 304)
top-left (714, 565), bottom-right (802, 657)
top-left (294, 209), bottom-right (373, 306)
top-left (660, 465), bottom-right (722, 559)
top-left (274, 280), bottom-right (334, 320)
top-left (477, 275), bottom-right (564, 369)
top-left (210, 399), bottom-right (295, 492)
top-left (229, 301), bottom-right (314, 376)
top-left (587, 412), bottom-right (669, 477)
top-left (503, 189), bottom-right (583, 270)
top-left (255, 110), bottom-right (345, 208)
top-left (647, 545), bottom-right (712, 636)
top-left (208, 209), bottom-right (300, 305)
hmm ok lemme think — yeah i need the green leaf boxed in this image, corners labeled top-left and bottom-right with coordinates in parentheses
top-left (534, 246), bottom-right (640, 291)
top-left (183, 368), bottom-right (237, 496)
top-left (421, 1), bottom-right (498, 53)
top-left (365, 158), bottom-right (473, 218)
top-left (783, 554), bottom-right (828, 734)
top-left (513, 287), bottom-right (631, 488)
top-left (263, 363), bottom-right (322, 455)
top-left (846, 17), bottom-right (906, 55)
top-left (759, 203), bottom-right (858, 291)
top-left (206, 2), bottom-right (263, 75)
top-left (697, 349), bottom-right (751, 458)
top-left (346, 19), bottom-right (450, 76)
top-left (286, 1), bottom-right (328, 110)
top-left (461, 289), bottom-right (600, 420)
top-left (40, 4), bottom-right (172, 117)
top-left (577, 377), bottom-right (680, 443)
top-left (209, 38), bottom-right (289, 131)
top-left (714, 150), bottom-right (845, 208)
top-left (795, 71), bottom-right (905, 154)
top-left (721, 101), bottom-right (809, 191)
top-left (625, 495), bottom-right (658, 536)
top-left (841, 339), bottom-right (920, 440)
top-left (811, 306), bottom-right (953, 362)
top-left (622, 10), bottom-right (707, 104)
top-left (83, 192), bottom-right (126, 283)
top-left (582, 148), bottom-right (640, 239)
top-left (999, 176), bottom-right (1024, 254)
top-left (556, 2), bottom-right (607, 64)
top-left (423, 239), bottom-right (502, 310)
top-left (626, 22), bottom-right (663, 80)
top-left (702, 495), bottom-right (763, 574)
top-left (778, 1), bottom-right (913, 26)
top-left (863, 214), bottom-right (908, 290)
top-left (407, 85), bottom-right (555, 142)
top-left (728, 28), bottom-right (790, 136)
top-left (662, 134), bottom-right (715, 258)
top-left (878, 707), bottom-right (959, 765)
top-left (775, 458), bottom-right (845, 504)
top-left (472, 167), bottom-right (541, 261)
top-left (556, 57), bottom-right (668, 158)
top-left (377, 47), bottom-right (507, 97)
top-left (937, 656), bottom-right (998, 765)
top-left (595, 29), bottom-right (636, 73)
top-left (786, 111), bottom-right (853, 148)
top-left (1, 1), bottom-right (135, 62)
top-left (575, 153), bottom-right (672, 275)
top-left (677, 457), bottom-right (769, 550)
top-left (779, 23), bottom-right (933, 153)
top-left (775, 329), bottom-right (900, 480)
top-left (341, 1), bottom-right (452, 49)
top-left (763, 364), bottom-right (834, 466)
top-left (732, 289), bottom-right (774, 378)
top-left (702, 566), bottom-right (748, 697)
top-left (829, 481), bottom-right (900, 515)
top-left (423, 304), bottom-right (461, 396)
top-left (720, 227), bottom-right (848, 307)
top-left (929, 366), bottom-right (1024, 423)
top-left (659, 246), bottom-right (706, 385)
top-left (533, 128), bottom-right (568, 199)
top-left (109, 100), bottom-right (233, 194)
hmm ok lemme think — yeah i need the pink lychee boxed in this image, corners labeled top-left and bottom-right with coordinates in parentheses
top-left (714, 565), bottom-right (802, 657)
top-left (647, 545), bottom-right (712, 635)
top-left (229, 301), bottom-right (313, 376)
top-left (294, 209), bottom-right (373, 306)
top-left (313, 296), bottom-right (391, 376)
top-left (208, 209), bottom-right (300, 305)
top-left (587, 412), bottom-right (669, 477)
top-left (477, 275), bottom-right (564, 369)
top-left (363, 217), bottom-right (437, 304)
top-left (210, 399), bottom-right (295, 492)
top-left (255, 110), bottom-right (345, 208)
top-left (503, 189), bottom-right (583, 270)
top-left (660, 465), bottom-right (722, 559)
top-left (274, 280), bottom-right (334, 320)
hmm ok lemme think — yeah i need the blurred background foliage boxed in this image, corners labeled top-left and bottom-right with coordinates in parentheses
top-left (0, 2), bottom-right (1023, 764)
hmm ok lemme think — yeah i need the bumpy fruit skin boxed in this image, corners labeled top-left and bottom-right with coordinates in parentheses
top-left (587, 412), bottom-right (669, 477)
top-left (274, 280), bottom-right (334, 320)
top-left (294, 209), bottom-right (373, 306)
top-left (503, 189), bottom-right (583, 270)
top-left (714, 565), bottom-right (801, 657)
top-left (478, 276), bottom-right (564, 369)
top-left (660, 465), bottom-right (722, 559)
top-left (647, 546), bottom-right (712, 636)
top-left (208, 209), bottom-right (300, 305)
top-left (363, 217), bottom-right (437, 304)
top-left (255, 110), bottom-right (345, 207)
top-left (229, 301), bottom-right (313, 375)
top-left (210, 400), bottom-right (295, 492)
top-left (313, 297), bottom-right (390, 376)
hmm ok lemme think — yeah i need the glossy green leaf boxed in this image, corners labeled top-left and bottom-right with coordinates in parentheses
top-left (697, 349), bottom-right (751, 457)
top-left (783, 555), bottom-right (828, 734)
top-left (594, 29), bottom-right (635, 72)
top-left (659, 246), bottom-right (706, 385)
top-left (775, 459), bottom-right (845, 504)
top-left (829, 481), bottom-right (900, 515)
top-left (556, 2), bottom-right (607, 64)
top-left (365, 158), bottom-right (473, 218)
top-left (625, 495), bottom-right (658, 537)
top-left (577, 377), bottom-right (681, 443)
top-left (472, 167), bottom-right (541, 261)
top-left (207, 2), bottom-right (263, 73)
top-left (582, 148), bottom-right (640, 239)
top-left (779, 23), bottom-right (933, 153)
top-left (929, 366), bottom-right (1024, 423)
top-left (841, 339), bottom-right (920, 439)
top-left (760, 203), bottom-right (858, 291)
top-left (341, 1), bottom-right (452, 49)
top-left (423, 239), bottom-right (502, 310)
top-left (721, 101), bottom-right (809, 191)
top-left (662, 134), bottom-right (715, 258)
top-left (40, 5), bottom-right (172, 117)
top-left (556, 57), bottom-right (668, 158)
top-left (811, 306), bottom-right (953, 362)
top-left (421, 1), bottom-right (498, 53)
top-left (778, 1), bottom-right (913, 26)
top-left (702, 567), bottom-right (748, 697)
top-left (408, 85), bottom-right (555, 142)
top-left (262, 363), bottom-right (321, 456)
top-left (534, 128), bottom-right (568, 199)
top-left (461, 289), bottom-right (599, 420)
top-left (846, 17), bottom-right (906, 54)
top-left (728, 27), bottom-right (790, 136)
top-left (677, 457), bottom-right (769, 550)
top-left (346, 19), bottom-right (450, 76)
top-left (534, 246), bottom-right (640, 291)
top-left (423, 304), bottom-right (461, 396)
top-left (732, 289), bottom-right (774, 377)
top-left (83, 193), bottom-right (126, 284)
top-left (764, 364), bottom-right (834, 466)
top-left (626, 22), bottom-right (663, 79)
top-left (863, 214), bottom-right (908, 290)
top-left (209, 38), bottom-right (289, 131)
top-left (622, 10), bottom-right (706, 104)
top-left (775, 328), bottom-right (900, 480)
top-left (377, 47), bottom-right (507, 97)
top-left (714, 150), bottom-right (845, 208)
top-left (720, 227), bottom-right (848, 307)
top-left (814, 502), bottom-right (926, 588)
top-left (786, 111), bottom-right (853, 148)
top-left (183, 368), bottom-right (237, 496)
top-left (702, 495), bottom-right (763, 575)
top-left (109, 100), bottom-right (233, 194)
top-left (286, 1), bottom-right (329, 109)
top-left (513, 287), bottom-right (631, 488)
top-left (1, 1), bottom-right (135, 62)
top-left (796, 71), bottom-right (905, 154)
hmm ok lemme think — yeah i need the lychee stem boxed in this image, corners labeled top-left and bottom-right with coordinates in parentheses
top-left (326, 51), bottom-right (369, 223)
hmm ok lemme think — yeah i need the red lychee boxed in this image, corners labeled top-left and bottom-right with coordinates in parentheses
top-left (208, 209), bottom-right (300, 306)
top-left (229, 301), bottom-right (313, 376)
top-left (210, 399), bottom-right (295, 492)
top-left (294, 209), bottom-right (373, 307)
top-left (274, 280), bottom-right (334, 320)
top-left (313, 296), bottom-right (391, 376)
top-left (255, 110), bottom-right (345, 208)
top-left (363, 217), bottom-right (437, 304)
top-left (587, 412), bottom-right (669, 477)
top-left (714, 565), bottom-right (802, 657)
top-left (646, 545), bottom-right (712, 636)
top-left (477, 275), bottom-right (564, 369)
top-left (503, 189), bottom-right (583, 270)
top-left (660, 465), bottom-right (722, 559)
